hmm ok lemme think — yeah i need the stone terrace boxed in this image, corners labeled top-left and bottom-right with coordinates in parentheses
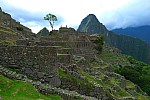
top-left (0, 45), bottom-right (72, 87)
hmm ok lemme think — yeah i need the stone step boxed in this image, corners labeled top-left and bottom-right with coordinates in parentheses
top-left (2, 68), bottom-right (7, 72)
top-left (7, 71), bottom-right (13, 75)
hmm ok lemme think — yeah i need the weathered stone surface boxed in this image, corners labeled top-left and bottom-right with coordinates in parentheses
top-left (0, 45), bottom-right (62, 87)
top-left (24, 68), bottom-right (32, 76)
top-left (37, 72), bottom-right (44, 78)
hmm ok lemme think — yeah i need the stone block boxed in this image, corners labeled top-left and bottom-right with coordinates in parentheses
top-left (24, 68), bottom-right (32, 76)
top-left (37, 72), bottom-right (44, 78)
top-left (33, 65), bottom-right (39, 68)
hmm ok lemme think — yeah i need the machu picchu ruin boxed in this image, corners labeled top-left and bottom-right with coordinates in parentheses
top-left (0, 6), bottom-right (150, 100)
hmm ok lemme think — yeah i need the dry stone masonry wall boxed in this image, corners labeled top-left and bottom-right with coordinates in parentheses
top-left (0, 65), bottom-right (98, 100)
top-left (0, 45), bottom-right (61, 87)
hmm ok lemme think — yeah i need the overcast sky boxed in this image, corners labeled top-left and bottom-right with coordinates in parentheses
top-left (0, 0), bottom-right (150, 33)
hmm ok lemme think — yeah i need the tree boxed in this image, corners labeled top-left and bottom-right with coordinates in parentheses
top-left (44, 13), bottom-right (57, 31)
top-left (92, 35), bottom-right (104, 53)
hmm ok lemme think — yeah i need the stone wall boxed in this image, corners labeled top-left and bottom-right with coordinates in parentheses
top-left (16, 39), bottom-right (95, 61)
top-left (0, 45), bottom-right (61, 87)
top-left (0, 65), bottom-right (98, 100)
top-left (16, 40), bottom-right (94, 50)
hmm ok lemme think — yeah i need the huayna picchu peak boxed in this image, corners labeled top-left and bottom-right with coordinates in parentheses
top-left (77, 14), bottom-right (107, 34)
top-left (0, 7), bottom-right (150, 100)
top-left (78, 13), bottom-right (150, 64)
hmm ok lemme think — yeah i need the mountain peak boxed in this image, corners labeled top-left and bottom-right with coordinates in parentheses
top-left (77, 14), bottom-right (107, 34)
top-left (87, 14), bottom-right (97, 18)
top-left (37, 27), bottom-right (50, 36)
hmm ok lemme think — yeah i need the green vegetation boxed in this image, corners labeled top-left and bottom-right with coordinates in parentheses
top-left (44, 13), bottom-right (57, 31)
top-left (113, 87), bottom-right (131, 98)
top-left (111, 77), bottom-right (119, 85)
top-left (105, 31), bottom-right (150, 64)
top-left (16, 27), bottom-right (23, 31)
top-left (0, 26), bottom-right (16, 35)
top-left (137, 96), bottom-right (150, 100)
top-left (98, 44), bottom-right (150, 99)
top-left (0, 75), bottom-right (61, 100)
top-left (126, 80), bottom-right (136, 89)
top-left (58, 68), bottom-right (94, 89)
top-left (115, 56), bottom-right (150, 95)
top-left (92, 35), bottom-right (104, 53)
top-left (80, 70), bottom-right (103, 85)
top-left (1, 40), bottom-right (16, 45)
top-left (79, 67), bottom-right (132, 98)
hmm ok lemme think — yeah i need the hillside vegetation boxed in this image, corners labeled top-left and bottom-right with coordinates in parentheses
top-left (0, 74), bottom-right (61, 100)
top-left (99, 43), bottom-right (150, 96)
top-left (105, 31), bottom-right (150, 64)
top-left (57, 41), bottom-right (150, 99)
top-left (112, 25), bottom-right (150, 44)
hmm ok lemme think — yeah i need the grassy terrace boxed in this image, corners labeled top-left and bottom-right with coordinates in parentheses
top-left (58, 68), bottom-right (94, 89)
top-left (0, 75), bottom-right (61, 100)
top-left (78, 67), bottom-right (132, 99)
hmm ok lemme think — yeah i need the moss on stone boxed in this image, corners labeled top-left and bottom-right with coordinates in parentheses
top-left (1, 40), bottom-right (16, 45)
top-left (58, 68), bottom-right (94, 89)
top-left (113, 87), bottom-right (131, 98)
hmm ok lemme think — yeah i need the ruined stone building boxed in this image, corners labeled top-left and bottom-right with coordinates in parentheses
top-left (0, 7), bottom-right (32, 34)
top-left (0, 7), bottom-right (96, 87)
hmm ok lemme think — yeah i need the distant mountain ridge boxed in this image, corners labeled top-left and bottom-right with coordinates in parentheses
top-left (105, 31), bottom-right (150, 63)
top-left (78, 14), bottom-right (150, 64)
top-left (112, 25), bottom-right (150, 44)
top-left (77, 14), bottom-right (107, 34)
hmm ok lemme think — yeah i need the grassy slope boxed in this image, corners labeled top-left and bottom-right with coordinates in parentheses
top-left (0, 74), bottom-right (62, 100)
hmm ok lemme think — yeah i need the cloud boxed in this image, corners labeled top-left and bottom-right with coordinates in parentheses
top-left (99, 0), bottom-right (150, 30)
top-left (1, 0), bottom-right (150, 32)
top-left (0, 0), bottom-right (64, 33)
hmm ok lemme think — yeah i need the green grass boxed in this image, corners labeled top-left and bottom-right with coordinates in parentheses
top-left (126, 80), bottom-right (136, 89)
top-left (0, 75), bottom-right (62, 100)
top-left (98, 73), bottom-right (104, 79)
top-left (58, 68), bottom-right (93, 89)
top-left (1, 40), bottom-right (16, 45)
top-left (113, 87), bottom-right (131, 98)
top-left (79, 70), bottom-right (103, 86)
top-left (0, 29), bottom-right (16, 35)
top-left (137, 96), bottom-right (150, 100)
top-left (111, 78), bottom-right (119, 85)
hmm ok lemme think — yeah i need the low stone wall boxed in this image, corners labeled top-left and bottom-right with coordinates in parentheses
top-left (0, 45), bottom-right (61, 87)
top-left (59, 65), bottom-right (110, 99)
top-left (0, 65), bottom-right (98, 100)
